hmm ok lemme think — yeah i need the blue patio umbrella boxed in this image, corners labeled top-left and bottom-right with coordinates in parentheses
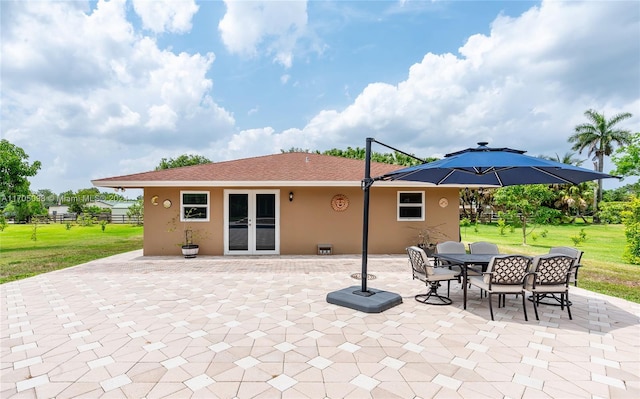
top-left (379, 142), bottom-right (617, 186)
top-left (327, 140), bottom-right (618, 314)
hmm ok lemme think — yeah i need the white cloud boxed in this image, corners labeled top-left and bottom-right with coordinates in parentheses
top-left (120, 0), bottom-right (640, 192)
top-left (132, 0), bottom-right (199, 34)
top-left (2, 1), bottom-right (230, 144)
top-left (218, 0), bottom-right (308, 68)
top-left (1, 0), bottom-right (235, 192)
top-left (221, 0), bottom-right (639, 178)
top-left (102, 104), bottom-right (141, 132)
top-left (1, 0), bottom-right (133, 91)
top-left (1, 0), bottom-right (637, 194)
top-left (146, 104), bottom-right (177, 130)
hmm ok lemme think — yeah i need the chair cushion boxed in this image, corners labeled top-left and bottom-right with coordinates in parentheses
top-left (526, 284), bottom-right (568, 293)
top-left (468, 276), bottom-right (524, 293)
top-left (466, 266), bottom-right (483, 276)
top-left (413, 270), bottom-right (427, 283)
top-left (430, 268), bottom-right (459, 281)
top-left (407, 245), bottom-right (458, 285)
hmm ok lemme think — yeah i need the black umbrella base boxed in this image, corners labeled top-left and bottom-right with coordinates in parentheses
top-left (326, 286), bottom-right (403, 313)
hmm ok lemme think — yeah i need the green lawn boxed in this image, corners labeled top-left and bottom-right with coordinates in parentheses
top-left (1, 221), bottom-right (638, 304)
top-left (459, 222), bottom-right (640, 303)
top-left (0, 223), bottom-right (143, 284)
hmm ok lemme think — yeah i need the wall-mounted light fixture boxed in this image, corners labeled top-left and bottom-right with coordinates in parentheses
top-left (289, 192), bottom-right (294, 202)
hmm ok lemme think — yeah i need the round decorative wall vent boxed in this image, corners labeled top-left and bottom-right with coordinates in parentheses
top-left (331, 194), bottom-right (349, 211)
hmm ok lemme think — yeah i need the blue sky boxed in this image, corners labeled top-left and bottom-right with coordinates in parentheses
top-left (1, 0), bottom-right (638, 196)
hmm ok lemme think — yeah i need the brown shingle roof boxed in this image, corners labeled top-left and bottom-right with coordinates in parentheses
top-left (92, 152), bottom-right (406, 188)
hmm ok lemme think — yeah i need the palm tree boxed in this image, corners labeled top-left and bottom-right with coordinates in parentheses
top-left (568, 109), bottom-right (633, 215)
top-left (540, 152), bottom-right (591, 222)
top-left (542, 151), bottom-right (586, 167)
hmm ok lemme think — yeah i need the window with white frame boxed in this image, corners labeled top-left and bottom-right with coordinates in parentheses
top-left (180, 191), bottom-right (210, 222)
top-left (397, 191), bottom-right (424, 221)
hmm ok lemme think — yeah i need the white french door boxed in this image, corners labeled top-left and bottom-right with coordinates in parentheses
top-left (224, 190), bottom-right (279, 255)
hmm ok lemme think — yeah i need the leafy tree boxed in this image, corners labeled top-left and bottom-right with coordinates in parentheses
top-left (539, 152), bottom-right (594, 222)
top-left (99, 191), bottom-right (126, 201)
top-left (58, 190), bottom-right (75, 204)
top-left (603, 183), bottom-right (640, 201)
top-left (77, 213), bottom-right (97, 226)
top-left (598, 201), bottom-right (626, 224)
top-left (460, 187), bottom-right (495, 222)
top-left (281, 147), bottom-right (311, 153)
top-left (127, 199), bottom-right (144, 225)
top-left (1, 196), bottom-right (46, 222)
top-left (281, 146), bottom-right (438, 166)
top-left (54, 188), bottom-right (125, 215)
top-left (26, 197), bottom-right (47, 219)
top-left (568, 109), bottom-right (633, 211)
top-left (541, 151), bottom-right (586, 167)
top-left (36, 189), bottom-right (58, 208)
top-left (68, 202), bottom-right (83, 214)
top-left (321, 147), bottom-right (366, 160)
top-left (83, 205), bottom-right (105, 215)
top-left (611, 132), bottom-right (640, 179)
top-left (155, 154), bottom-right (212, 170)
top-left (0, 139), bottom-right (42, 210)
top-left (493, 184), bottom-right (560, 245)
top-left (621, 196), bottom-right (640, 264)
top-left (321, 147), bottom-right (437, 166)
top-left (59, 188), bottom-right (101, 214)
top-left (550, 182), bottom-right (595, 223)
top-left (78, 189), bottom-right (99, 212)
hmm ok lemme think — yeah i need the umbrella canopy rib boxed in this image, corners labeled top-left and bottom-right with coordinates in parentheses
top-left (531, 167), bottom-right (574, 185)
top-left (378, 142), bottom-right (617, 187)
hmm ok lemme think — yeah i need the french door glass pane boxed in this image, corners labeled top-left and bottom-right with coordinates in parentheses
top-left (228, 194), bottom-right (248, 251)
top-left (256, 194), bottom-right (275, 250)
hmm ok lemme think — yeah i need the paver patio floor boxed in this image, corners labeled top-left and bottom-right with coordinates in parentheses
top-left (1, 250), bottom-right (639, 398)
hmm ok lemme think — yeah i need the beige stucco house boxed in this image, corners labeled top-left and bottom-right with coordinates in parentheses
top-left (92, 152), bottom-right (461, 256)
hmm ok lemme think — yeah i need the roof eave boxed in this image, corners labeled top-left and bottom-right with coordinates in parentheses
top-left (92, 180), bottom-right (366, 188)
top-left (92, 179), bottom-right (483, 189)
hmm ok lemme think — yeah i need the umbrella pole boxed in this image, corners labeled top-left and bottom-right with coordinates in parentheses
top-left (358, 137), bottom-right (423, 295)
top-left (325, 137), bottom-right (402, 312)
top-left (358, 138), bottom-right (373, 295)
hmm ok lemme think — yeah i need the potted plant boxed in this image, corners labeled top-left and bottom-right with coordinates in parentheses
top-left (181, 227), bottom-right (199, 258)
top-left (413, 224), bottom-right (448, 256)
top-left (167, 207), bottom-right (201, 258)
top-left (180, 207), bottom-right (200, 258)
